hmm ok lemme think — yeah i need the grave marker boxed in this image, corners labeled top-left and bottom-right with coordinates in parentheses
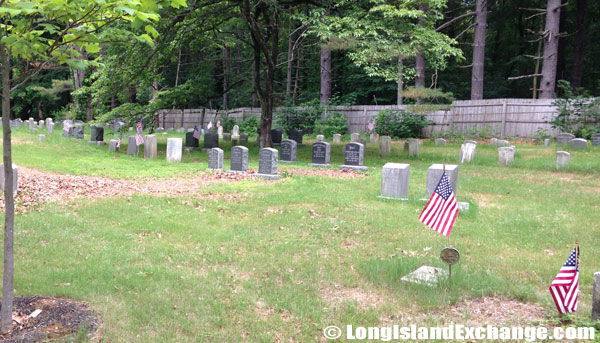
top-left (556, 133), bottom-right (575, 145)
top-left (498, 147), bottom-right (515, 165)
top-left (379, 136), bottom-right (391, 156)
top-left (426, 164), bottom-right (459, 197)
top-left (435, 138), bottom-right (446, 146)
top-left (280, 139), bottom-right (297, 163)
top-left (271, 129), bottom-right (282, 145)
top-left (254, 148), bottom-right (281, 179)
top-left (38, 134), bottom-right (45, 142)
top-left (333, 134), bottom-right (342, 143)
top-left (229, 146), bottom-right (248, 172)
top-left (185, 131), bottom-right (199, 149)
top-left (127, 136), bottom-right (138, 155)
top-left (379, 163), bottom-right (410, 200)
top-left (108, 139), bottom-right (119, 152)
top-left (308, 141), bottom-right (331, 168)
top-left (568, 138), bottom-right (588, 150)
top-left (167, 138), bottom-right (183, 162)
top-left (204, 132), bottom-right (219, 149)
top-left (208, 148), bottom-right (224, 169)
top-left (459, 142), bottom-right (476, 163)
top-left (556, 151), bottom-right (570, 169)
top-left (316, 134), bottom-right (325, 142)
top-left (240, 133), bottom-right (249, 144)
top-left (0, 164), bottom-right (18, 194)
top-left (144, 134), bottom-right (157, 159)
top-left (592, 133), bottom-right (600, 146)
top-left (340, 142), bottom-right (368, 171)
top-left (47, 123), bottom-right (54, 134)
top-left (370, 133), bottom-right (379, 143)
top-left (408, 138), bottom-right (419, 157)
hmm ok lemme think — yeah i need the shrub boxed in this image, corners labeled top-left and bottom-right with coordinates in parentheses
top-left (314, 112), bottom-right (348, 138)
top-left (239, 115), bottom-right (259, 135)
top-left (220, 117), bottom-right (236, 132)
top-left (275, 99), bottom-right (320, 134)
top-left (550, 80), bottom-right (600, 139)
top-left (374, 109), bottom-right (431, 138)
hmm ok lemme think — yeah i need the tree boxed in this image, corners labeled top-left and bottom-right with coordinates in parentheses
top-left (471, 0), bottom-right (487, 99)
top-left (0, 0), bottom-right (184, 332)
top-left (539, 0), bottom-right (562, 98)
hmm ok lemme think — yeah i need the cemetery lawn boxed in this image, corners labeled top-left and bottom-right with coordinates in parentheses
top-left (2, 128), bottom-right (600, 342)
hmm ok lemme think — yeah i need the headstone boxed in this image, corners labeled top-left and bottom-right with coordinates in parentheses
top-left (90, 125), bottom-right (104, 142)
top-left (185, 131), bottom-right (199, 149)
top-left (316, 134), bottom-right (325, 142)
top-left (45, 118), bottom-right (53, 127)
top-left (240, 133), bottom-right (249, 144)
top-left (208, 148), bottom-right (224, 170)
top-left (340, 142), bottom-right (368, 171)
top-left (47, 123), bottom-right (54, 134)
top-left (401, 265), bottom-right (447, 286)
top-left (379, 163), bottom-right (410, 200)
top-left (229, 146), bottom-right (248, 172)
top-left (496, 139), bottom-right (509, 147)
top-left (308, 141), bottom-right (331, 168)
top-left (223, 133), bottom-right (231, 141)
top-left (498, 147), bottom-right (515, 166)
top-left (127, 136), bottom-right (138, 155)
top-left (568, 138), bottom-right (588, 150)
top-left (38, 120), bottom-right (44, 128)
top-left (592, 133), bottom-right (600, 146)
top-left (556, 151), bottom-right (570, 169)
top-left (370, 133), bottom-right (379, 143)
top-left (38, 134), bottom-right (45, 142)
top-left (271, 129), bottom-right (282, 145)
top-left (350, 133), bottom-right (360, 142)
top-left (280, 139), bottom-right (297, 163)
top-left (287, 129), bottom-right (304, 145)
top-left (0, 164), bottom-right (18, 194)
top-left (166, 138), bottom-right (183, 162)
top-left (459, 142), bottom-right (476, 163)
top-left (28, 117), bottom-right (35, 130)
top-left (333, 134), bottom-right (342, 143)
top-left (156, 127), bottom-right (164, 132)
top-left (217, 126), bottom-right (223, 138)
top-left (544, 138), bottom-right (551, 147)
top-left (255, 148), bottom-right (281, 179)
top-left (113, 121), bottom-right (125, 134)
top-left (232, 125), bottom-right (240, 140)
top-left (491, 138), bottom-right (498, 146)
top-left (435, 138), bottom-right (446, 146)
top-left (556, 133), bottom-right (575, 145)
top-left (70, 124), bottom-right (84, 139)
top-left (108, 139), bottom-right (119, 152)
top-left (379, 136), bottom-right (391, 156)
top-left (144, 134), bottom-right (157, 159)
top-left (62, 120), bottom-right (73, 137)
top-left (426, 164), bottom-right (459, 197)
top-left (592, 272), bottom-right (600, 321)
top-left (167, 128), bottom-right (174, 132)
top-left (204, 132), bottom-right (219, 149)
top-left (408, 138), bottom-right (419, 157)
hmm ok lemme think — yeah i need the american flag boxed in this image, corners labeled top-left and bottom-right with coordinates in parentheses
top-left (549, 246), bottom-right (579, 314)
top-left (135, 122), bottom-right (144, 146)
top-left (63, 121), bottom-right (70, 133)
top-left (207, 121), bottom-right (213, 130)
top-left (368, 119), bottom-right (375, 132)
top-left (193, 125), bottom-right (201, 139)
top-left (116, 133), bottom-right (122, 148)
top-left (419, 172), bottom-right (459, 236)
top-left (217, 120), bottom-right (221, 128)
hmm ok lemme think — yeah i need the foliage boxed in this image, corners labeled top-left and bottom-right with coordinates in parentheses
top-left (275, 100), bottom-right (321, 134)
top-left (534, 128), bottom-right (551, 143)
top-left (239, 115), bottom-right (259, 135)
top-left (550, 81), bottom-right (600, 139)
top-left (220, 117), bottom-right (236, 133)
top-left (314, 111), bottom-right (348, 138)
top-left (402, 86), bottom-right (455, 104)
top-left (374, 109), bottom-right (431, 138)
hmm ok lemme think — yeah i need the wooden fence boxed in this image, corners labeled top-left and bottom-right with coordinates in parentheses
top-left (157, 99), bottom-right (560, 138)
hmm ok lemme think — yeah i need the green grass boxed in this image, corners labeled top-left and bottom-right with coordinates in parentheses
top-left (3, 128), bottom-right (600, 342)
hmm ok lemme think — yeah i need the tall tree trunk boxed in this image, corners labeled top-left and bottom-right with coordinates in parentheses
top-left (223, 46), bottom-right (230, 110)
top-left (397, 54), bottom-right (403, 106)
top-left (0, 41), bottom-right (15, 334)
top-left (110, 96), bottom-right (116, 110)
top-left (319, 46), bottom-right (332, 106)
top-left (415, 54), bottom-right (426, 89)
top-left (286, 27), bottom-right (294, 100)
top-left (292, 39), bottom-right (302, 105)
top-left (85, 94), bottom-right (93, 122)
top-left (570, 0), bottom-right (587, 89)
top-left (37, 101), bottom-right (43, 120)
top-left (471, 0), bottom-right (487, 100)
top-left (539, 0), bottom-right (562, 99)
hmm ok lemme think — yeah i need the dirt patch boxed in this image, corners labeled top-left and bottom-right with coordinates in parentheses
top-left (321, 284), bottom-right (387, 309)
top-left (280, 167), bottom-right (368, 179)
top-left (468, 192), bottom-right (503, 209)
top-left (0, 295), bottom-right (99, 343)
top-left (446, 297), bottom-right (547, 326)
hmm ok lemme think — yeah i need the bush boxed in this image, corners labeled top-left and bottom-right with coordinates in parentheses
top-left (374, 109), bottom-right (431, 138)
top-left (315, 111), bottom-right (348, 138)
top-left (550, 80), bottom-right (600, 139)
top-left (275, 99), bottom-right (320, 134)
top-left (239, 115), bottom-right (259, 135)
top-left (220, 117), bottom-right (236, 133)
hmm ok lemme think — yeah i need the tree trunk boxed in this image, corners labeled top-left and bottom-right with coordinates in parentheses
top-left (319, 46), bottom-right (332, 106)
top-left (0, 41), bottom-right (15, 334)
top-left (285, 27), bottom-right (294, 100)
top-left (397, 54), bottom-right (403, 106)
top-left (292, 38), bottom-right (302, 105)
top-left (223, 46), bottom-right (230, 110)
top-left (37, 101), bottom-right (43, 120)
top-left (415, 54), bottom-right (426, 89)
top-left (110, 96), bottom-right (116, 110)
top-left (471, 0), bottom-right (487, 100)
top-left (539, 0), bottom-right (562, 99)
top-left (85, 94), bottom-right (93, 122)
top-left (570, 0), bottom-right (587, 89)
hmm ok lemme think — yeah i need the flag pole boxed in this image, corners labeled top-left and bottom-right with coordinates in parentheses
top-left (575, 238), bottom-right (579, 270)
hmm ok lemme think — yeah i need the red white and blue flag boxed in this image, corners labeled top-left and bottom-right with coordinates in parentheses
top-left (116, 133), bottom-right (122, 148)
top-left (549, 246), bottom-right (579, 314)
top-left (63, 121), bottom-right (70, 133)
top-left (193, 125), bottom-right (201, 139)
top-left (368, 119), bottom-right (375, 132)
top-left (217, 120), bottom-right (221, 128)
top-left (419, 172), bottom-right (459, 236)
top-left (207, 121), bottom-right (213, 130)
top-left (135, 122), bottom-right (144, 146)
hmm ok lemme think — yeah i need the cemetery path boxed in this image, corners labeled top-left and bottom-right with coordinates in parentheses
top-left (2, 166), bottom-right (366, 213)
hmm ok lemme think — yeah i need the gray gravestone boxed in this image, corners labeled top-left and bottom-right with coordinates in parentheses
top-left (491, 137), bottom-right (498, 146)
top-left (208, 148), bottom-right (224, 170)
top-left (38, 134), bottom-right (45, 142)
top-left (177, 127), bottom-right (185, 133)
top-left (127, 136), bottom-right (138, 155)
top-left (593, 272), bottom-right (600, 321)
top-left (255, 148), bottom-right (280, 179)
top-left (592, 133), bottom-right (600, 146)
top-left (316, 134), bottom-right (325, 142)
top-left (144, 134), bottom-right (157, 159)
top-left (271, 129), bottom-right (282, 145)
top-left (556, 151), bottom-right (570, 169)
top-left (379, 136), bottom-right (391, 156)
top-left (341, 142), bottom-right (368, 171)
top-left (426, 164), bottom-right (458, 197)
top-left (280, 139), bottom-right (297, 163)
top-left (70, 124), bottom-right (84, 139)
top-left (47, 122), bottom-right (54, 134)
top-left (498, 147), bottom-right (515, 165)
top-left (89, 125), bottom-right (104, 142)
top-left (309, 141), bottom-right (331, 168)
top-left (379, 163), bottom-right (410, 200)
top-left (350, 133), bottom-right (360, 142)
top-left (113, 121), bottom-right (125, 134)
top-left (167, 138), bottom-right (183, 162)
top-left (568, 138), bottom-right (588, 149)
top-left (229, 146), bottom-right (248, 172)
top-left (459, 142), bottom-right (476, 163)
top-left (204, 132), bottom-right (219, 149)
top-left (435, 138), bottom-right (446, 146)
top-left (556, 133), bottom-right (575, 145)
top-left (288, 129), bottom-right (304, 145)
top-left (496, 139), bottom-right (509, 147)
top-left (408, 138), bottom-right (419, 157)
top-left (217, 126), bottom-right (223, 138)
top-left (240, 133), bottom-right (249, 144)
top-left (62, 120), bottom-right (72, 137)
top-left (38, 120), bottom-right (44, 128)
top-left (28, 117), bottom-right (35, 130)
top-left (333, 134), bottom-right (342, 143)
top-left (108, 139), bottom-right (119, 152)
top-left (0, 164), bottom-right (18, 194)
top-left (370, 133), bottom-right (379, 143)
top-left (223, 133), bottom-right (231, 141)
top-left (185, 131), bottom-right (199, 149)
top-left (544, 138), bottom-right (550, 147)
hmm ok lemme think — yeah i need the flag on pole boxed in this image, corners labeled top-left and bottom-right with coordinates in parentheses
top-left (419, 172), bottom-right (459, 236)
top-left (217, 120), bottom-right (221, 128)
top-left (193, 125), bottom-right (201, 139)
top-left (367, 119), bottom-right (375, 132)
top-left (116, 133), bottom-right (122, 148)
top-left (549, 246), bottom-right (579, 314)
top-left (207, 121), bottom-right (213, 130)
top-left (135, 121), bottom-right (144, 146)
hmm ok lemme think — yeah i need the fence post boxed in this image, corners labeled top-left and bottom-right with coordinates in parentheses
top-left (501, 99), bottom-right (508, 138)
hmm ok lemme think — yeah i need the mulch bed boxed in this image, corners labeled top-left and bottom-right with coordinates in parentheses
top-left (0, 296), bottom-right (99, 343)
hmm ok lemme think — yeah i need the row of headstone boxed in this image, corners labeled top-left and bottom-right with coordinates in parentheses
top-left (379, 163), bottom-right (459, 201)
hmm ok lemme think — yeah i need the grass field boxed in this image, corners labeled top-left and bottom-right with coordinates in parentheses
top-left (2, 127), bottom-right (600, 342)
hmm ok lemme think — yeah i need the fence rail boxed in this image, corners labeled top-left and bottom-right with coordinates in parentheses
top-left (156, 99), bottom-right (561, 138)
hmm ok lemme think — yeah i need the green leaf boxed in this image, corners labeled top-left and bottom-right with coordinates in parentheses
top-left (0, 7), bottom-right (21, 15)
top-left (85, 43), bottom-right (100, 53)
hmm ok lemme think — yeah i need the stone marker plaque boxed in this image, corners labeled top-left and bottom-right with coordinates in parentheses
top-left (280, 139), bottom-right (297, 162)
top-left (208, 148), bottom-right (224, 170)
top-left (310, 142), bottom-right (331, 166)
top-left (230, 146), bottom-right (248, 172)
top-left (340, 142), bottom-right (368, 171)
